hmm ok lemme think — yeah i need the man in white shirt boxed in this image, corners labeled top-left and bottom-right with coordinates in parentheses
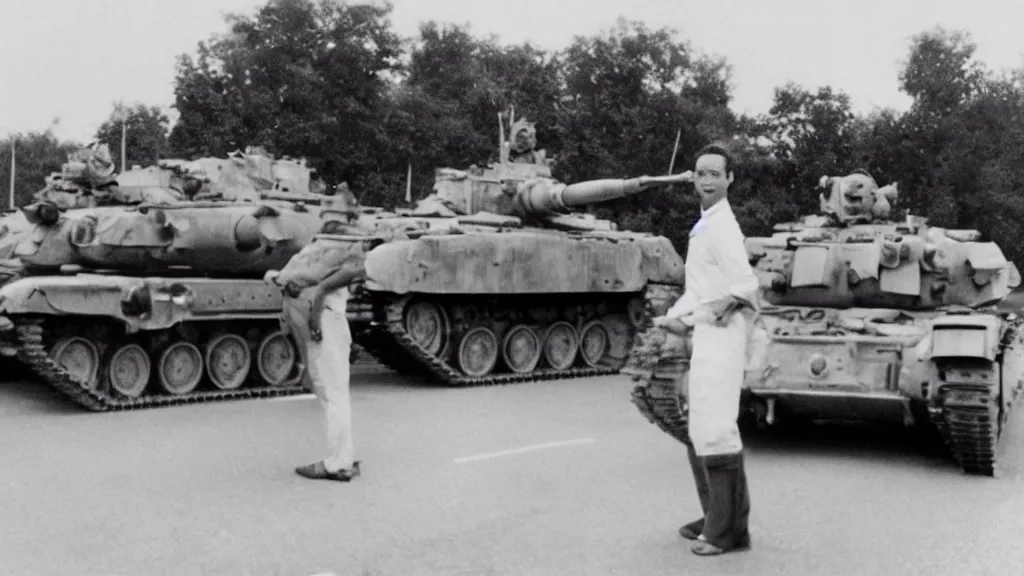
top-left (653, 144), bottom-right (759, 556)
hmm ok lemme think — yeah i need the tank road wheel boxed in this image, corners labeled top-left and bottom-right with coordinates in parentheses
top-left (157, 342), bottom-right (204, 395)
top-left (205, 334), bottom-right (252, 390)
top-left (50, 336), bottom-right (100, 388)
top-left (107, 344), bottom-right (151, 398)
top-left (601, 314), bottom-right (635, 368)
top-left (457, 327), bottom-right (499, 377)
top-left (579, 320), bottom-right (610, 368)
top-left (257, 331), bottom-right (299, 386)
top-left (404, 300), bottom-right (450, 357)
top-left (543, 321), bottom-right (579, 370)
top-left (502, 325), bottom-right (542, 373)
top-left (627, 297), bottom-right (647, 329)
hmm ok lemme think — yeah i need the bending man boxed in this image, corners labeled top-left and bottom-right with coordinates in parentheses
top-left (271, 249), bottom-right (366, 482)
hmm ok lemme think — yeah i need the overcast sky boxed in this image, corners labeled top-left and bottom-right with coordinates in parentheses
top-left (2, 0), bottom-right (1023, 144)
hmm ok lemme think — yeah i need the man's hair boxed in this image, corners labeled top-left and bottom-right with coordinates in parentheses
top-left (695, 143), bottom-right (734, 175)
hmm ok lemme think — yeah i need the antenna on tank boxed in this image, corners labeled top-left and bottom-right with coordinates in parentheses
top-left (668, 128), bottom-right (682, 175)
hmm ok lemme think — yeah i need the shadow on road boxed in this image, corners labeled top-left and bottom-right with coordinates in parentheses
top-left (0, 378), bottom-right (87, 416)
top-left (740, 419), bottom-right (957, 472)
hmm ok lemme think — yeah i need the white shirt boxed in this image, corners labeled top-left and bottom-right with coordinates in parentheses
top-left (666, 198), bottom-right (759, 320)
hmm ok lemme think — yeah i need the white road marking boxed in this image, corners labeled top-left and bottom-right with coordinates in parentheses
top-left (454, 438), bottom-right (597, 464)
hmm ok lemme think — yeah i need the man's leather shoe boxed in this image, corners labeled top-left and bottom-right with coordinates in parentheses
top-left (678, 519), bottom-right (703, 540)
top-left (691, 539), bottom-right (725, 556)
top-left (691, 534), bottom-right (752, 556)
top-left (295, 460), bottom-right (361, 482)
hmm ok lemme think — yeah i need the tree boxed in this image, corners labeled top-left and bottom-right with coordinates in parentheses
top-left (95, 102), bottom-right (170, 171)
top-left (899, 28), bottom-right (987, 119)
top-left (755, 83), bottom-right (860, 213)
top-left (0, 130), bottom-right (82, 208)
top-left (168, 0), bottom-right (404, 202)
top-left (554, 19), bottom-right (738, 252)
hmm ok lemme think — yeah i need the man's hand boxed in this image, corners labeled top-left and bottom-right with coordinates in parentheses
top-left (706, 297), bottom-right (741, 327)
top-left (652, 315), bottom-right (672, 328)
top-left (653, 315), bottom-right (693, 337)
top-left (308, 310), bottom-right (322, 341)
top-left (264, 270), bottom-right (281, 285)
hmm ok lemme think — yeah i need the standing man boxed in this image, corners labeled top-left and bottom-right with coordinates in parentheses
top-left (653, 143), bottom-right (759, 556)
top-left (268, 249), bottom-right (366, 482)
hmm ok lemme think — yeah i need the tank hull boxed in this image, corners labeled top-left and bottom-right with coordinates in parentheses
top-left (0, 202), bottom-right (347, 410)
top-left (0, 274), bottom-right (316, 410)
top-left (293, 225), bottom-right (687, 386)
top-left (625, 304), bottom-right (1024, 476)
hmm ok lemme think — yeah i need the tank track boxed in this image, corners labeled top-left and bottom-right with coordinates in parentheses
top-left (621, 284), bottom-right (691, 444)
top-left (12, 318), bottom-right (306, 412)
top-left (368, 295), bottom-right (623, 386)
top-left (352, 325), bottom-right (421, 376)
top-left (929, 380), bottom-right (1000, 477)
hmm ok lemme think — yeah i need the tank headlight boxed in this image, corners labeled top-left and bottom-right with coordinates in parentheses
top-left (121, 285), bottom-right (152, 317)
top-left (34, 203), bottom-right (61, 226)
top-left (809, 355), bottom-right (828, 376)
top-left (234, 216), bottom-right (263, 251)
top-left (168, 283), bottom-right (194, 307)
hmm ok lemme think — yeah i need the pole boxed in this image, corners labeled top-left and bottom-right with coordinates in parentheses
top-left (121, 117), bottom-right (127, 172)
top-left (405, 162), bottom-right (412, 204)
top-left (8, 137), bottom-right (15, 210)
top-left (498, 112), bottom-right (507, 164)
top-left (668, 128), bottom-right (681, 175)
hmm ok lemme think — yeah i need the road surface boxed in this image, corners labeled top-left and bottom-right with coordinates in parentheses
top-left (1, 365), bottom-right (1022, 576)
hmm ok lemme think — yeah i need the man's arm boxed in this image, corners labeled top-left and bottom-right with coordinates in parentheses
top-left (652, 290), bottom-right (697, 335)
top-left (309, 256), bottom-right (367, 335)
top-left (707, 218), bottom-right (759, 323)
top-left (665, 290), bottom-right (697, 319)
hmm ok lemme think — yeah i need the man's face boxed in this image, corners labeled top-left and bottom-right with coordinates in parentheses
top-left (694, 154), bottom-right (733, 203)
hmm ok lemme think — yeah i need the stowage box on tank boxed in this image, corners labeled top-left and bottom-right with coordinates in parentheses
top-left (626, 170), bottom-right (1024, 476)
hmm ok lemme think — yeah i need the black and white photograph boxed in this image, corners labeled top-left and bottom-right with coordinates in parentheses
top-left (2, 0), bottom-right (1023, 574)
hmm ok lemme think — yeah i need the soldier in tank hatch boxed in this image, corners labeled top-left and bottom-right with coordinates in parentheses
top-left (652, 143), bottom-right (759, 556)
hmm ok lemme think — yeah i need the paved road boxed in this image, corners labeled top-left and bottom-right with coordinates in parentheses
top-left (1, 366), bottom-right (1023, 576)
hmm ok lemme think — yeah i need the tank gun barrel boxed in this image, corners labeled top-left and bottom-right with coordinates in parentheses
top-left (516, 172), bottom-right (692, 215)
top-left (561, 173), bottom-right (693, 207)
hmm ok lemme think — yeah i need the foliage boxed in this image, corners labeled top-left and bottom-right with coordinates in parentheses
top-left (95, 102), bottom-right (171, 171)
top-left (8, 7), bottom-right (1024, 274)
top-left (0, 131), bottom-right (81, 209)
top-left (167, 0), bottom-right (404, 201)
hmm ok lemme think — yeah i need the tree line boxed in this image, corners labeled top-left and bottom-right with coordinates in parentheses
top-left (2, 0), bottom-right (1023, 270)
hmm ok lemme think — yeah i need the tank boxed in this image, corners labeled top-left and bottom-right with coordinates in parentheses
top-left (268, 112), bottom-right (689, 386)
top-left (625, 170), bottom-right (1024, 476)
top-left (0, 144), bottom-right (354, 411)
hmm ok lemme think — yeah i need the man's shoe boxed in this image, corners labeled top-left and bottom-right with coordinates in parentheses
top-left (678, 519), bottom-right (703, 540)
top-left (690, 534), bottom-right (752, 556)
top-left (295, 460), bottom-right (361, 482)
top-left (691, 539), bottom-right (725, 556)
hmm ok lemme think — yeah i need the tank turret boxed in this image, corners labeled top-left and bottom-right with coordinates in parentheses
top-left (745, 171), bottom-right (1021, 309)
top-left (428, 169), bottom-right (692, 221)
top-left (411, 108), bottom-right (693, 224)
top-left (32, 142), bottom-right (184, 209)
